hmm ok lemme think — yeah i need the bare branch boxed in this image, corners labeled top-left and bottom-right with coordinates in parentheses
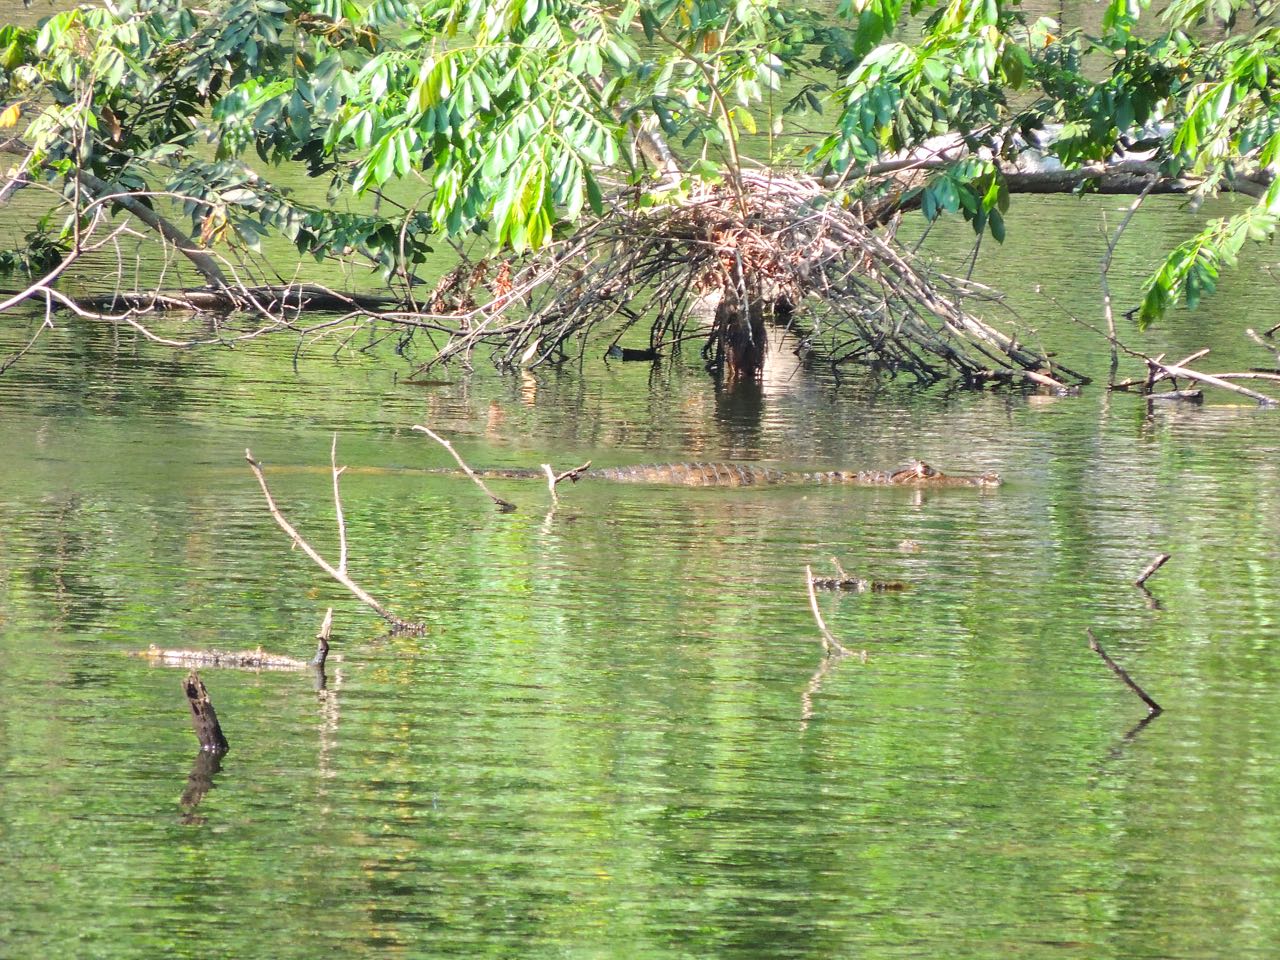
top-left (245, 447), bottom-right (422, 632)
top-left (1134, 553), bottom-right (1171, 588)
top-left (1087, 628), bottom-right (1163, 716)
top-left (411, 425), bottom-right (517, 512)
top-left (805, 565), bottom-right (857, 659)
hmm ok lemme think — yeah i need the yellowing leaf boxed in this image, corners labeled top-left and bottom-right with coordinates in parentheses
top-left (0, 103), bottom-right (21, 128)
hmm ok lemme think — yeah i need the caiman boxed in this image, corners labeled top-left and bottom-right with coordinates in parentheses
top-left (474, 460), bottom-right (1000, 488)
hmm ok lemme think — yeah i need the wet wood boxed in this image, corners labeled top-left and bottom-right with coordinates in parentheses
top-left (183, 670), bottom-right (229, 753)
top-left (1134, 553), bottom-right (1171, 588)
top-left (1086, 628), bottom-right (1163, 716)
top-left (314, 608), bottom-right (333, 668)
top-left (73, 284), bottom-right (396, 315)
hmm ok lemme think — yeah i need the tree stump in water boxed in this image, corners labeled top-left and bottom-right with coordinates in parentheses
top-left (183, 670), bottom-right (229, 753)
top-left (716, 286), bottom-right (768, 380)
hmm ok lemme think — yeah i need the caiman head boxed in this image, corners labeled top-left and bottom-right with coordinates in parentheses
top-left (889, 460), bottom-right (939, 482)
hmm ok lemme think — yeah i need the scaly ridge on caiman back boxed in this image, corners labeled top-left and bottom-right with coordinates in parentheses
top-left (471, 460), bottom-right (999, 488)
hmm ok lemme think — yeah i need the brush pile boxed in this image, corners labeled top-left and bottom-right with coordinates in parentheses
top-left (414, 168), bottom-right (1085, 388)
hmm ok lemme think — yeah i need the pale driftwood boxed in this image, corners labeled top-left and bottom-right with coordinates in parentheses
top-left (540, 461), bottom-right (592, 505)
top-left (542, 464), bottom-right (559, 505)
top-left (1087, 628), bottom-right (1163, 716)
top-left (183, 670), bottom-right (229, 753)
top-left (246, 446), bottom-right (423, 632)
top-left (411, 425), bottom-right (516, 512)
top-left (0, 314), bottom-right (54, 375)
top-left (805, 565), bottom-right (857, 659)
top-left (137, 644), bottom-right (310, 670)
top-left (1134, 553), bottom-right (1171, 588)
top-left (1246, 328), bottom-right (1280, 365)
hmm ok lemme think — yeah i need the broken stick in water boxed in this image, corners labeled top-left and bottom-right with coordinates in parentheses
top-left (1134, 553), bottom-right (1171, 588)
top-left (1086, 628), bottom-right (1163, 716)
top-left (245, 444), bottom-right (423, 633)
top-left (805, 565), bottom-right (859, 659)
top-left (314, 607), bottom-right (333, 667)
top-left (541, 460), bottom-right (593, 505)
top-left (183, 670), bottom-right (229, 753)
top-left (411, 424), bottom-right (516, 512)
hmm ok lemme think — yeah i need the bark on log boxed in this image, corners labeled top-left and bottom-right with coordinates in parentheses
top-left (183, 670), bottom-right (229, 753)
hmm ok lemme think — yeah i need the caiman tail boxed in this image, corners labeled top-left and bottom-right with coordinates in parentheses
top-left (563, 460), bottom-right (1000, 488)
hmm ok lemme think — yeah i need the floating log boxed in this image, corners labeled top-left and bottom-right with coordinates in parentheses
top-left (183, 670), bottom-right (229, 753)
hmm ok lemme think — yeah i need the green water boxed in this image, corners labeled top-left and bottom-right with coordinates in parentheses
top-left (3, 191), bottom-right (1280, 960)
top-left (2, 3), bottom-right (1280, 943)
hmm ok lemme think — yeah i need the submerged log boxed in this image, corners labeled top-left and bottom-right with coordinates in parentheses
top-left (183, 670), bottom-right (229, 753)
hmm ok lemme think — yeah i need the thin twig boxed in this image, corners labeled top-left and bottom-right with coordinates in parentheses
top-left (1086, 628), bottom-right (1163, 716)
top-left (245, 447), bottom-right (422, 632)
top-left (411, 425), bottom-right (516, 512)
top-left (330, 434), bottom-right (348, 574)
top-left (1100, 182), bottom-right (1156, 384)
top-left (1134, 553), bottom-right (1171, 588)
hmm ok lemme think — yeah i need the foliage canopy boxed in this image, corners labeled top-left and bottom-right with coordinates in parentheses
top-left (0, 0), bottom-right (1277, 343)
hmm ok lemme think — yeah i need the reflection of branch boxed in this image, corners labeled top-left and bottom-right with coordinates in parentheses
top-left (411, 424), bottom-right (516, 512)
top-left (179, 750), bottom-right (224, 825)
top-left (1087, 628), bottom-right (1163, 716)
top-left (800, 654), bottom-right (842, 731)
top-left (245, 445), bottom-right (423, 632)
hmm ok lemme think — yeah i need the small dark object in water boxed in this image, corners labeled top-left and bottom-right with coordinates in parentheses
top-left (606, 345), bottom-right (660, 362)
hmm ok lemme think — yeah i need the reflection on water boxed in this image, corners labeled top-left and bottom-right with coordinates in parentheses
top-left (2, 194), bottom-right (1280, 958)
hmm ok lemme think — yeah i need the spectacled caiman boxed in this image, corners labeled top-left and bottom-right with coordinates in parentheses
top-left (474, 460), bottom-right (999, 488)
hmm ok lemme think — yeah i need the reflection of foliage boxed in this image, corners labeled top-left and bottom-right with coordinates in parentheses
top-left (0, 226), bottom-right (68, 279)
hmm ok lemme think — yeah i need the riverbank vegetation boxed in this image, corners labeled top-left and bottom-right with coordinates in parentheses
top-left (0, 0), bottom-right (1276, 384)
